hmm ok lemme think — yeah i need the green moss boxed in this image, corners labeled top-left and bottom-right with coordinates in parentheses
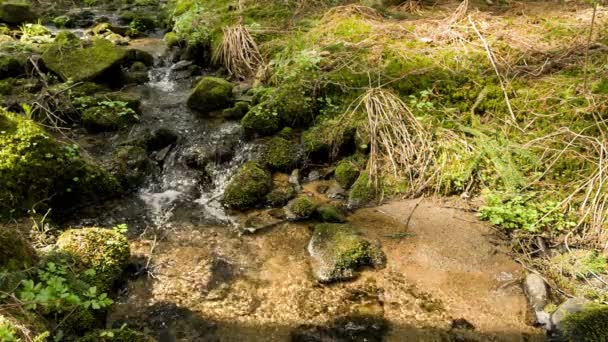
top-left (0, 224), bottom-right (35, 270)
top-left (265, 185), bottom-right (295, 207)
top-left (42, 38), bottom-right (128, 82)
top-left (164, 31), bottom-right (180, 47)
top-left (335, 160), bottom-right (360, 189)
top-left (316, 204), bottom-right (346, 223)
top-left (81, 98), bottom-right (140, 132)
top-left (0, 2), bottom-right (35, 25)
top-left (222, 161), bottom-right (272, 210)
top-left (76, 328), bottom-right (154, 342)
top-left (241, 102), bottom-right (281, 136)
top-left (56, 227), bottom-right (130, 292)
top-left (53, 30), bottom-right (80, 46)
top-left (289, 196), bottom-right (318, 218)
top-left (551, 250), bottom-right (608, 279)
top-left (561, 304), bottom-right (608, 342)
top-left (348, 171), bottom-right (376, 208)
top-left (187, 76), bottom-right (233, 113)
top-left (0, 111), bottom-right (120, 219)
top-left (263, 136), bottom-right (300, 172)
top-left (222, 101), bottom-right (249, 119)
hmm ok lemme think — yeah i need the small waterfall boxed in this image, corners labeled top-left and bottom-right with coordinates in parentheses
top-left (146, 50), bottom-right (179, 92)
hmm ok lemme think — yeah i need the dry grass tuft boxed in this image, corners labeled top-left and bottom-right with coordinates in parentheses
top-left (345, 88), bottom-right (435, 196)
top-left (214, 24), bottom-right (263, 80)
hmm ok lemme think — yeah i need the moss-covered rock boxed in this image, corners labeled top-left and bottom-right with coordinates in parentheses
top-left (81, 97), bottom-right (140, 132)
top-left (263, 136), bottom-right (300, 172)
top-left (308, 223), bottom-right (385, 283)
top-left (222, 161), bottom-right (272, 210)
top-left (316, 204), bottom-right (346, 223)
top-left (187, 76), bottom-right (234, 113)
top-left (348, 171), bottom-right (376, 209)
top-left (560, 304), bottom-right (608, 342)
top-left (0, 54), bottom-right (26, 79)
top-left (286, 196), bottom-right (318, 220)
top-left (111, 145), bottom-right (152, 189)
top-left (265, 185), bottom-right (296, 207)
top-left (335, 159), bottom-right (360, 189)
top-left (0, 2), bottom-right (35, 25)
top-left (222, 101), bottom-right (249, 119)
top-left (0, 110), bottom-right (120, 219)
top-left (56, 227), bottom-right (130, 292)
top-left (42, 38), bottom-right (128, 82)
top-left (164, 31), bottom-right (180, 47)
top-left (76, 328), bottom-right (155, 342)
top-left (0, 224), bottom-right (35, 269)
top-left (302, 119), bottom-right (355, 162)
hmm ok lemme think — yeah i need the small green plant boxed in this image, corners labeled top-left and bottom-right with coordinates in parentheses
top-left (408, 89), bottom-right (435, 112)
top-left (112, 223), bottom-right (128, 235)
top-left (478, 191), bottom-right (576, 232)
top-left (0, 320), bottom-right (19, 342)
top-left (98, 101), bottom-right (137, 119)
top-left (18, 262), bottom-right (113, 314)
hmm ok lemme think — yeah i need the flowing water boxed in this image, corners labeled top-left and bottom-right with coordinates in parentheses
top-left (68, 39), bottom-right (546, 341)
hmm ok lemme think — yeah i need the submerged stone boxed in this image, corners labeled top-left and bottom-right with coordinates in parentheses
top-left (187, 76), bottom-right (234, 113)
top-left (308, 223), bottom-right (385, 283)
top-left (56, 227), bottom-right (130, 292)
top-left (42, 38), bottom-right (128, 82)
top-left (222, 161), bottom-right (272, 210)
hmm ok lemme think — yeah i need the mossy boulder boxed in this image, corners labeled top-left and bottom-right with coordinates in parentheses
top-left (266, 185), bottom-right (296, 207)
top-left (0, 111), bottom-right (120, 219)
top-left (222, 101), bottom-right (249, 119)
top-left (81, 96), bottom-right (140, 132)
top-left (42, 38), bottom-right (128, 82)
top-left (286, 196), bottom-right (318, 220)
top-left (348, 171), bottom-right (376, 209)
top-left (77, 328), bottom-right (155, 342)
top-left (0, 224), bottom-right (35, 269)
top-left (335, 160), bottom-right (360, 189)
top-left (0, 54), bottom-right (26, 79)
top-left (222, 161), bottom-right (272, 210)
top-left (56, 227), bottom-right (130, 292)
top-left (187, 76), bottom-right (234, 113)
top-left (559, 304), bottom-right (608, 342)
top-left (263, 136), bottom-right (300, 172)
top-left (308, 223), bottom-right (385, 283)
top-left (316, 204), bottom-right (346, 223)
top-left (111, 145), bottom-right (152, 189)
top-left (0, 2), bottom-right (35, 25)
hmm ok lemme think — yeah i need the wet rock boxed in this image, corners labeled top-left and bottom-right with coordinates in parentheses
top-left (67, 10), bottom-right (95, 28)
top-left (285, 196), bottom-right (319, 221)
top-left (222, 161), bottom-right (272, 210)
top-left (451, 318), bottom-right (475, 330)
top-left (187, 76), bottom-right (234, 113)
top-left (291, 315), bottom-right (388, 342)
top-left (0, 3), bottom-right (35, 25)
top-left (184, 140), bottom-right (236, 170)
top-left (146, 127), bottom-right (178, 151)
top-left (0, 54), bottom-right (26, 79)
top-left (43, 38), bottom-right (128, 83)
top-left (524, 273), bottom-right (551, 330)
top-left (307, 170), bottom-right (321, 182)
top-left (263, 136), bottom-right (301, 172)
top-left (241, 211), bottom-right (284, 233)
top-left (111, 145), bottom-right (152, 189)
top-left (551, 297), bottom-right (590, 333)
top-left (289, 169), bottom-right (302, 192)
top-left (123, 70), bottom-right (149, 84)
top-left (348, 172), bottom-right (376, 209)
top-left (126, 48), bottom-right (154, 67)
top-left (326, 182), bottom-right (346, 200)
top-left (172, 60), bottom-right (192, 71)
top-left (316, 204), bottom-right (346, 223)
top-left (308, 223), bottom-right (386, 283)
top-left (152, 145), bottom-right (172, 163)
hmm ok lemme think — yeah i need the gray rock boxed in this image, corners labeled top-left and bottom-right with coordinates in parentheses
top-left (326, 182), bottom-right (346, 200)
top-left (289, 169), bottom-right (302, 192)
top-left (524, 273), bottom-right (551, 330)
top-left (171, 60), bottom-right (192, 71)
top-left (552, 297), bottom-right (590, 333)
top-left (307, 170), bottom-right (321, 182)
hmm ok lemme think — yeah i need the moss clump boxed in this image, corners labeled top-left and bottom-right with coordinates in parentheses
top-left (42, 38), bottom-right (128, 82)
top-left (0, 2), bottom-right (35, 25)
top-left (263, 136), bottom-right (300, 172)
top-left (0, 55), bottom-right (26, 79)
top-left (561, 304), bottom-right (608, 342)
top-left (348, 171), bottom-right (376, 208)
top-left (302, 119), bottom-right (355, 162)
top-left (289, 196), bottom-right (318, 219)
top-left (56, 228), bottom-right (130, 292)
top-left (111, 145), bottom-right (151, 189)
top-left (164, 31), bottom-right (180, 47)
top-left (265, 186), bottom-right (296, 207)
top-left (222, 101), bottom-right (249, 119)
top-left (0, 110), bottom-right (120, 219)
top-left (76, 328), bottom-right (155, 342)
top-left (187, 76), bottom-right (233, 113)
top-left (316, 204), bottom-right (346, 223)
top-left (335, 160), bottom-right (360, 189)
top-left (52, 15), bottom-right (73, 28)
top-left (309, 223), bottom-right (384, 282)
top-left (81, 99), bottom-right (140, 132)
top-left (0, 224), bottom-right (35, 270)
top-left (222, 161), bottom-right (272, 210)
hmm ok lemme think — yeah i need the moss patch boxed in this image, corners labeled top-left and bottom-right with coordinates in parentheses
top-left (56, 227), bottom-right (130, 292)
top-left (222, 161), bottom-right (272, 210)
top-left (288, 196), bottom-right (318, 219)
top-left (348, 171), bottom-right (376, 209)
top-left (263, 136), bottom-right (300, 172)
top-left (561, 304), bottom-right (608, 342)
top-left (335, 159), bottom-right (360, 189)
top-left (187, 76), bottom-right (233, 113)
